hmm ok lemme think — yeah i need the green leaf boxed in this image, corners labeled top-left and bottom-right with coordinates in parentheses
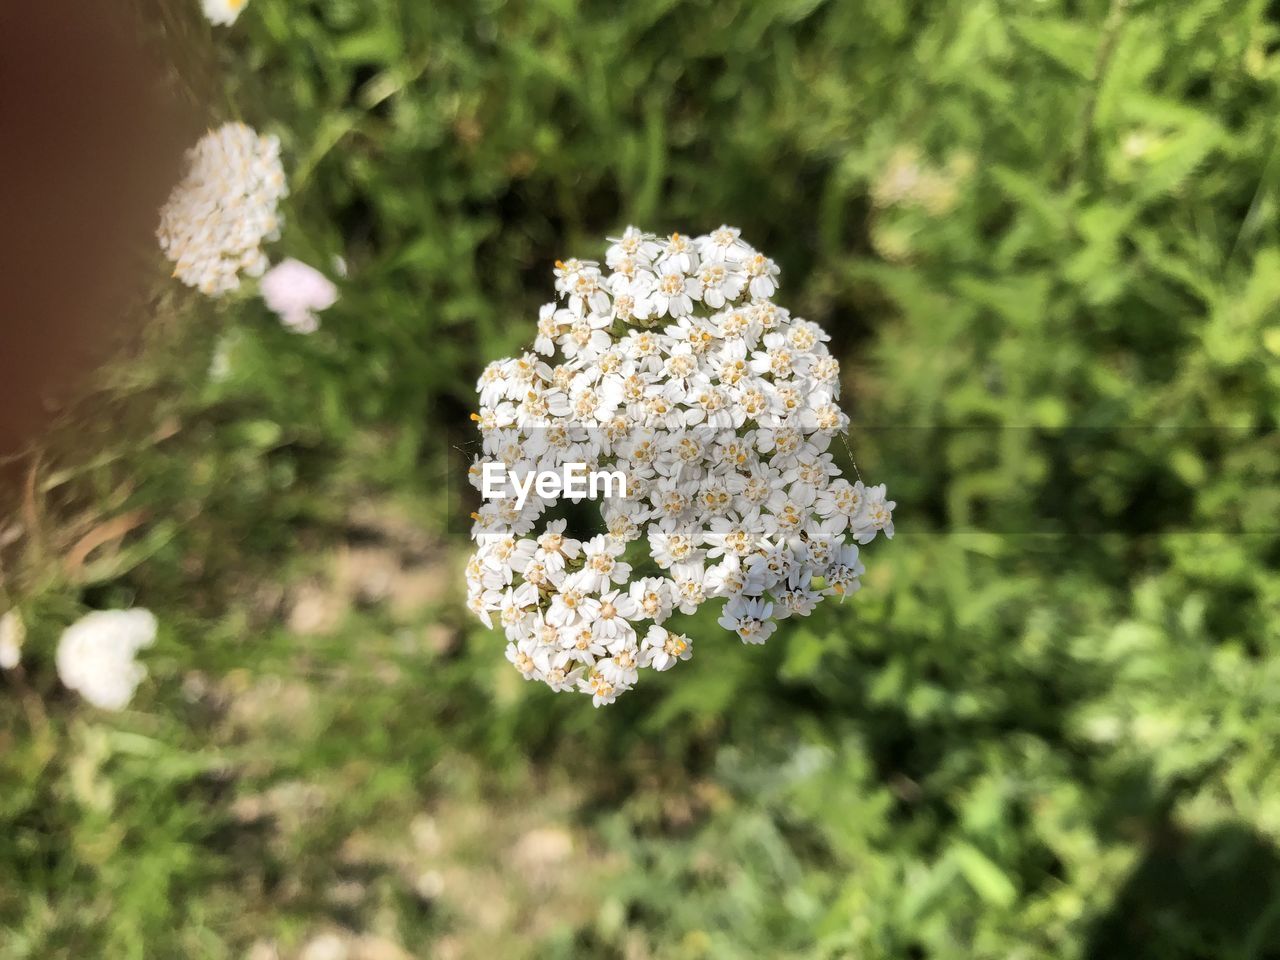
top-left (1008, 16), bottom-right (1097, 79)
top-left (952, 843), bottom-right (1018, 908)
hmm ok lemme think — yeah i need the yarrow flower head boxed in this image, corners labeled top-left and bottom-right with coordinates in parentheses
top-left (0, 610), bottom-right (23, 670)
top-left (55, 609), bottom-right (157, 711)
top-left (157, 122), bottom-right (287, 297)
top-left (202, 0), bottom-right (251, 26)
top-left (259, 258), bottom-right (338, 333)
top-left (465, 227), bottom-right (894, 706)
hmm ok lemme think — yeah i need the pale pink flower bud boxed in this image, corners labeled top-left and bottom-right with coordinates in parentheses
top-left (260, 258), bottom-right (338, 334)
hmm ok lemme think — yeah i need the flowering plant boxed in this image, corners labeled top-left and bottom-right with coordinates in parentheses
top-left (201, 0), bottom-right (250, 26)
top-left (465, 227), bottom-right (894, 705)
top-left (157, 122), bottom-right (287, 297)
top-left (55, 609), bottom-right (157, 711)
top-left (259, 258), bottom-right (338, 333)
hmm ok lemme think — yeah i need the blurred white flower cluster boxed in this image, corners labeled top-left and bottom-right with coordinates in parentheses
top-left (0, 610), bottom-right (24, 670)
top-left (202, 0), bottom-right (250, 27)
top-left (157, 122), bottom-right (287, 297)
top-left (871, 146), bottom-right (972, 217)
top-left (55, 609), bottom-right (157, 711)
top-left (465, 227), bottom-right (894, 706)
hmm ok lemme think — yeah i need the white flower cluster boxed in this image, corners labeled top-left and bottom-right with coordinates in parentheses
top-left (465, 227), bottom-right (894, 706)
top-left (55, 609), bottom-right (157, 711)
top-left (0, 610), bottom-right (24, 670)
top-left (202, 0), bottom-right (250, 26)
top-left (157, 122), bottom-right (287, 297)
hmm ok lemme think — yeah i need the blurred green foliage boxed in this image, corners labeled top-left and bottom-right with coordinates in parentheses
top-left (3, 0), bottom-right (1280, 957)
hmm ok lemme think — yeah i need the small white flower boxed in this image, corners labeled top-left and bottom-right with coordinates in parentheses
top-left (547, 573), bottom-right (602, 627)
top-left (600, 641), bottom-right (642, 686)
top-left (56, 609), bottom-right (158, 710)
top-left (534, 519), bottom-right (582, 575)
top-left (650, 530), bottom-right (700, 569)
top-left (650, 262), bottom-right (703, 319)
top-left (559, 313), bottom-right (613, 362)
top-left (607, 226), bottom-right (663, 268)
top-left (669, 561), bottom-right (710, 614)
top-left (697, 262), bottom-right (747, 309)
top-left (582, 671), bottom-right (625, 707)
top-left (554, 259), bottom-right (611, 316)
top-left (774, 584), bottom-right (822, 619)
top-left (853, 484), bottom-right (896, 543)
top-left (823, 543), bottom-right (865, 598)
top-left (744, 252), bottom-right (780, 299)
top-left (580, 535), bottom-right (633, 590)
top-left (660, 232), bottom-right (699, 273)
top-left (560, 622), bottom-right (609, 665)
top-left (627, 577), bottom-right (674, 623)
top-left (505, 635), bottom-right (545, 681)
top-left (542, 663), bottom-right (584, 692)
top-left (698, 225), bottom-right (751, 263)
top-left (641, 625), bottom-right (691, 671)
top-left (594, 589), bottom-right (640, 643)
top-left (535, 303), bottom-right (571, 355)
top-left (718, 597), bottom-right (776, 645)
top-left (609, 275), bottom-right (655, 324)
